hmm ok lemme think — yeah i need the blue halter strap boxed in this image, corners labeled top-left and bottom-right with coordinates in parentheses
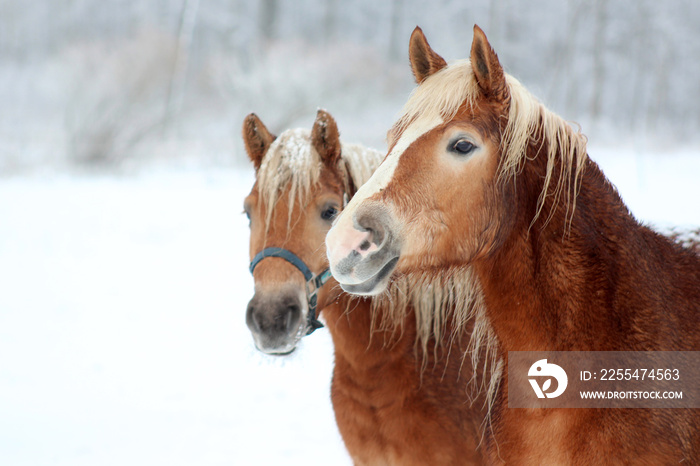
top-left (249, 247), bottom-right (331, 335)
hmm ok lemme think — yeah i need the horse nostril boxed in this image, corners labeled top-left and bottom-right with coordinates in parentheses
top-left (246, 292), bottom-right (303, 338)
top-left (283, 305), bottom-right (297, 332)
top-left (355, 207), bottom-right (387, 248)
top-left (246, 301), bottom-right (262, 332)
top-left (272, 302), bottom-right (300, 333)
top-left (246, 306), bottom-right (266, 332)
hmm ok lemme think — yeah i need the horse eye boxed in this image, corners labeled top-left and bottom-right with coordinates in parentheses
top-left (451, 139), bottom-right (476, 155)
top-left (321, 205), bottom-right (338, 221)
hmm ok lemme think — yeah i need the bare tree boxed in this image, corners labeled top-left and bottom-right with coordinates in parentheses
top-left (258, 0), bottom-right (280, 47)
top-left (388, 0), bottom-right (404, 61)
top-left (563, 0), bottom-right (585, 118)
top-left (589, 0), bottom-right (607, 120)
top-left (323, 0), bottom-right (339, 45)
top-left (163, 0), bottom-right (200, 131)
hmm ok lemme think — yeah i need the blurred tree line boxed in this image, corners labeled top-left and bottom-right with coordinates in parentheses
top-left (1, 0), bottom-right (698, 169)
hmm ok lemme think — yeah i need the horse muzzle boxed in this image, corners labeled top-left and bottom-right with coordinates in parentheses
top-left (246, 287), bottom-right (307, 355)
top-left (326, 202), bottom-right (400, 296)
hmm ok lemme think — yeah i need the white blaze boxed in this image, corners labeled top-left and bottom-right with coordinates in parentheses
top-left (326, 115), bottom-right (443, 270)
top-left (341, 115), bottom-right (444, 218)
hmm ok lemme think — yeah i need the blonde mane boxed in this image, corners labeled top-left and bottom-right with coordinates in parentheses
top-left (371, 267), bottom-right (502, 418)
top-left (256, 128), bottom-right (384, 230)
top-left (393, 59), bottom-right (589, 226)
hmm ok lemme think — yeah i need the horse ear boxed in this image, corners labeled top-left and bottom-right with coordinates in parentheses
top-left (311, 109), bottom-right (342, 167)
top-left (409, 26), bottom-right (447, 83)
top-left (242, 113), bottom-right (276, 171)
top-left (470, 25), bottom-right (508, 101)
top-left (311, 109), bottom-right (357, 198)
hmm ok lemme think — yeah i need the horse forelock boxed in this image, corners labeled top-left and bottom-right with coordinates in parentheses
top-left (392, 60), bottom-right (478, 139)
top-left (257, 128), bottom-right (319, 231)
top-left (390, 60), bottom-right (589, 227)
top-left (256, 128), bottom-right (384, 233)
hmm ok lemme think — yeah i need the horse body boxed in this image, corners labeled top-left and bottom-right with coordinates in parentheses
top-left (480, 154), bottom-right (700, 355)
top-left (325, 297), bottom-right (485, 466)
top-left (479, 154), bottom-right (700, 463)
top-left (325, 26), bottom-right (700, 464)
top-left (243, 111), bottom-right (489, 465)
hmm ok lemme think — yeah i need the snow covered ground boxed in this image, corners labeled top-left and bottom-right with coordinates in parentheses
top-left (0, 147), bottom-right (698, 465)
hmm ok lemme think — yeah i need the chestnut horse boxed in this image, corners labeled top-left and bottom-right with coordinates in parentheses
top-left (243, 110), bottom-right (498, 465)
top-left (326, 26), bottom-right (700, 464)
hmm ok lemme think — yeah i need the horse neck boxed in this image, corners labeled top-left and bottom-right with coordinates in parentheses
top-left (475, 152), bottom-right (700, 352)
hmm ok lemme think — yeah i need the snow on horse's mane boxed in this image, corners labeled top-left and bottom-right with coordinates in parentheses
top-left (256, 128), bottom-right (384, 230)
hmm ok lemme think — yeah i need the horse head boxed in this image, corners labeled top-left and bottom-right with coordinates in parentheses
top-left (243, 110), bottom-right (380, 354)
top-left (326, 25), bottom-right (586, 296)
top-left (326, 26), bottom-right (510, 295)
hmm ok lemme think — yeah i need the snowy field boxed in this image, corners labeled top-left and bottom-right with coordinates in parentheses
top-left (0, 147), bottom-right (698, 465)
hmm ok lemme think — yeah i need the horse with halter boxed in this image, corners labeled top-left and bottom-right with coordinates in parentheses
top-left (243, 109), bottom-right (502, 465)
top-left (326, 26), bottom-right (700, 464)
